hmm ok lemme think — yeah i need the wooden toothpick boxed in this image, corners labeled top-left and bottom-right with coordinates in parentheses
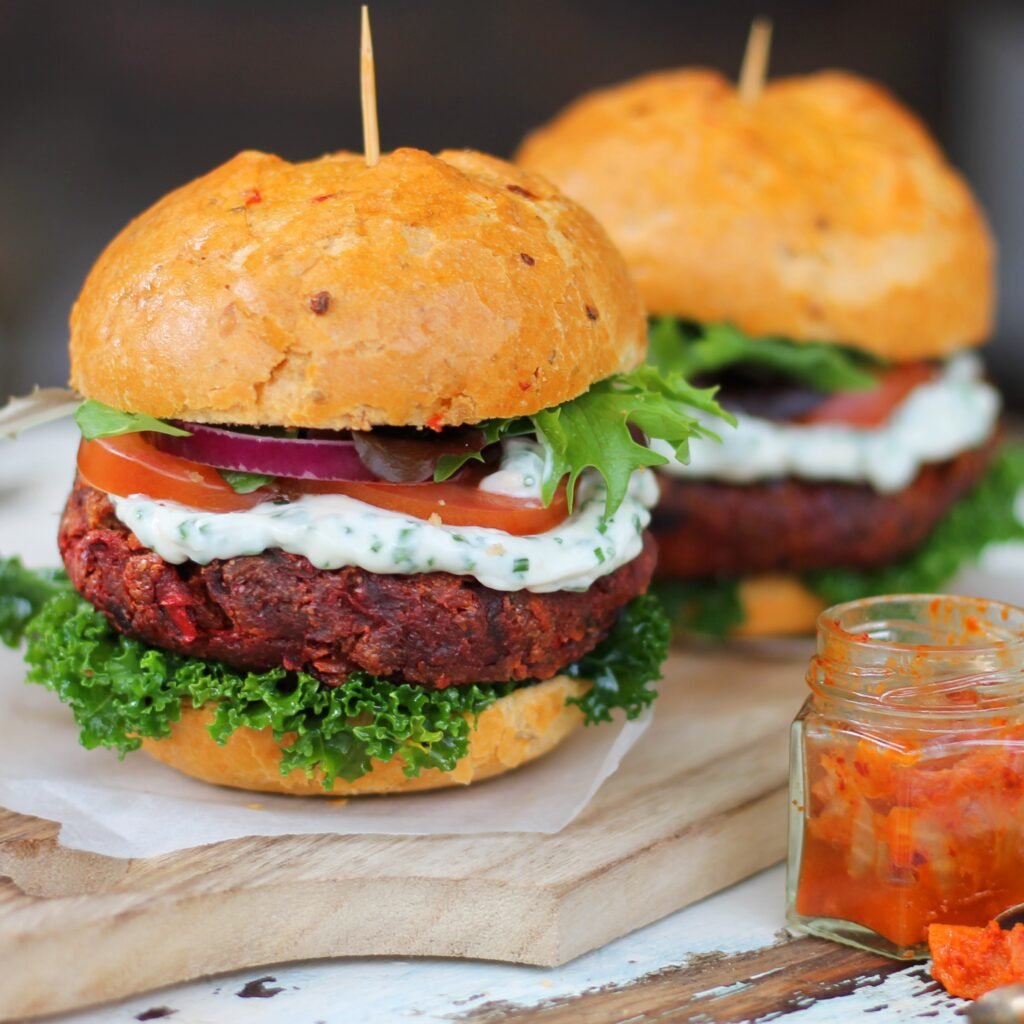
top-left (361, 5), bottom-right (380, 166)
top-left (738, 17), bottom-right (773, 104)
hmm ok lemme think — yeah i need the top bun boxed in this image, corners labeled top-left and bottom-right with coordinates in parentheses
top-left (70, 148), bottom-right (646, 430)
top-left (518, 70), bottom-right (995, 362)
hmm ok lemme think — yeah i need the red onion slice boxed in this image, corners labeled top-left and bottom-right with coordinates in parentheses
top-left (149, 422), bottom-right (491, 483)
top-left (150, 423), bottom-right (380, 481)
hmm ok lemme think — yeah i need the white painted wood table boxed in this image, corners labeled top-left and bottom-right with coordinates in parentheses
top-left (0, 423), bottom-right (975, 1024)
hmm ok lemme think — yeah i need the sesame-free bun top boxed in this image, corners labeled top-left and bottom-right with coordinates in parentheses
top-left (518, 70), bottom-right (995, 362)
top-left (70, 148), bottom-right (646, 430)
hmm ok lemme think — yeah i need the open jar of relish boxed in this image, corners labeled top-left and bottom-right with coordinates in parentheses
top-left (787, 594), bottom-right (1024, 959)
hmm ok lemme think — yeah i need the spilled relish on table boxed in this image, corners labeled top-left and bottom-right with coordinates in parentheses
top-left (787, 594), bottom-right (1024, 959)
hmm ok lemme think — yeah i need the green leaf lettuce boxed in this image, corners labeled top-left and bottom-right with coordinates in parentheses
top-left (75, 400), bottom-right (190, 441)
top-left (649, 318), bottom-right (878, 393)
top-left (219, 470), bottom-right (277, 494)
top-left (0, 558), bottom-right (71, 647)
top-left (436, 365), bottom-right (730, 518)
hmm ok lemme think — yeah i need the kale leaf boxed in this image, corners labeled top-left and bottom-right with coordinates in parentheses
top-left (568, 592), bottom-right (669, 722)
top-left (0, 557), bottom-right (72, 647)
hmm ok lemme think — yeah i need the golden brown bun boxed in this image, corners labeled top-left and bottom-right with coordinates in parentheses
top-left (71, 148), bottom-right (646, 430)
top-left (518, 70), bottom-right (995, 361)
top-left (733, 576), bottom-right (825, 637)
top-left (140, 675), bottom-right (587, 796)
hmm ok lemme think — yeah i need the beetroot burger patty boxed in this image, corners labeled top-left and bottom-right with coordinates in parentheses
top-left (651, 437), bottom-right (997, 579)
top-left (59, 479), bottom-right (657, 689)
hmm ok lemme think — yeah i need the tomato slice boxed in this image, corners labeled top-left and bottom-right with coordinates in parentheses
top-left (77, 434), bottom-right (569, 535)
top-left (77, 434), bottom-right (270, 513)
top-left (799, 363), bottom-right (936, 428)
top-left (292, 477), bottom-right (570, 535)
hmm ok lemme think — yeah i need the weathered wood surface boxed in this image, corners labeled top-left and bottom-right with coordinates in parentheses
top-left (458, 935), bottom-right (962, 1023)
top-left (0, 645), bottom-right (808, 1020)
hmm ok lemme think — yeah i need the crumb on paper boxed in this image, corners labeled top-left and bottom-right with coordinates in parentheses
top-left (486, 543), bottom-right (507, 556)
top-left (330, 798), bottom-right (349, 807)
top-left (246, 802), bottom-right (263, 811)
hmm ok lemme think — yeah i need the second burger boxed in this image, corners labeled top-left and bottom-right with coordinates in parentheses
top-left (519, 69), bottom-right (1019, 636)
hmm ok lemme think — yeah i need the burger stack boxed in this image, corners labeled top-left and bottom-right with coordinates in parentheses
top-left (519, 68), bottom-right (1015, 635)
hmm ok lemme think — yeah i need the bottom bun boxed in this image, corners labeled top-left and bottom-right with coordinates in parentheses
top-left (733, 575), bottom-right (826, 637)
top-left (141, 675), bottom-right (588, 796)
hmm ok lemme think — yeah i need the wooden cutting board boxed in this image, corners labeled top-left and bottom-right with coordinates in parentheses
top-left (0, 643), bottom-right (810, 1020)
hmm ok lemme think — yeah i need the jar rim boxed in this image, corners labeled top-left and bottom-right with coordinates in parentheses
top-left (817, 593), bottom-right (1024, 655)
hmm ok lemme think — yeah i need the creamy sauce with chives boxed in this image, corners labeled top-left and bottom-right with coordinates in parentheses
top-left (112, 441), bottom-right (658, 593)
top-left (652, 354), bottom-right (1000, 493)
top-left (477, 439), bottom-right (544, 500)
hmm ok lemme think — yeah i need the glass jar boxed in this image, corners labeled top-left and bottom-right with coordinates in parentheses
top-left (787, 594), bottom-right (1024, 960)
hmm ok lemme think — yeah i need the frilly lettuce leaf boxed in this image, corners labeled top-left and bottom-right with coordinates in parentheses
top-left (0, 557), bottom-right (71, 647)
top-left (534, 367), bottom-right (727, 515)
top-left (568, 592), bottom-right (667, 722)
top-left (652, 578), bottom-right (745, 639)
top-left (437, 365), bottom-right (730, 518)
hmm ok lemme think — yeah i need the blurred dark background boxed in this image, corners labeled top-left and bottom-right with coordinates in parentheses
top-left (0, 0), bottom-right (1021, 401)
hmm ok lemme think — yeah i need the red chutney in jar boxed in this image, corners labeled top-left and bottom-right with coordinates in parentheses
top-left (787, 595), bottom-right (1024, 957)
top-left (795, 722), bottom-right (1024, 947)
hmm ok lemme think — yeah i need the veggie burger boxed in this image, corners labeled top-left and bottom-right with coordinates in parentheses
top-left (518, 70), bottom-right (1019, 636)
top-left (3, 148), bottom-right (721, 794)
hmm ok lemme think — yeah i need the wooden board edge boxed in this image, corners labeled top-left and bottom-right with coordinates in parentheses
top-left (554, 784), bottom-right (789, 963)
top-left (0, 874), bottom-right (566, 1019)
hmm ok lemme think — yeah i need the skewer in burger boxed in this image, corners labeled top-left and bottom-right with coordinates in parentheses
top-left (518, 68), bottom-right (1023, 636)
top-left (1, 147), bottom-right (724, 794)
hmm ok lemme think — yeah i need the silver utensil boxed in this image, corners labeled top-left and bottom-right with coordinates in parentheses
top-left (967, 984), bottom-right (1024, 1023)
top-left (997, 905), bottom-right (1024, 929)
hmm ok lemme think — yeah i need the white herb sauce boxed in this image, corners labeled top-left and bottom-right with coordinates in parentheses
top-left (476, 439), bottom-right (545, 500)
top-left (112, 441), bottom-right (658, 594)
top-left (651, 354), bottom-right (1000, 493)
